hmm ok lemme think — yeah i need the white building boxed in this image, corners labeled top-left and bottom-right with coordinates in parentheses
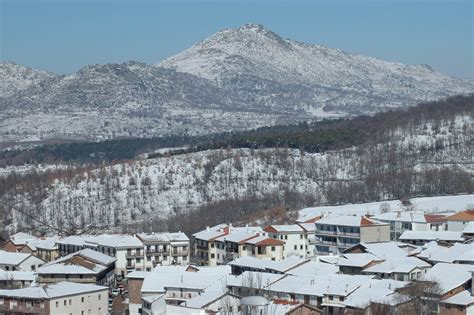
top-left (264, 224), bottom-right (314, 258)
top-left (314, 216), bottom-right (390, 255)
top-left (137, 232), bottom-right (190, 271)
top-left (0, 281), bottom-right (108, 315)
top-left (372, 211), bottom-right (430, 240)
top-left (445, 210), bottom-right (474, 231)
top-left (0, 250), bottom-right (44, 272)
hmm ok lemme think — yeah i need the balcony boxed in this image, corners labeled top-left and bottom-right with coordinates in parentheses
top-left (315, 229), bottom-right (338, 236)
top-left (171, 250), bottom-right (189, 256)
top-left (316, 240), bottom-right (337, 246)
top-left (126, 251), bottom-right (144, 258)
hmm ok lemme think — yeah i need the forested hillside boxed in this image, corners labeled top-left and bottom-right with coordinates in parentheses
top-left (0, 96), bottom-right (472, 236)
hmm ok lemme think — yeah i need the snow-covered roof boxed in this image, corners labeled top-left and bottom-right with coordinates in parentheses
top-left (142, 294), bottom-right (164, 304)
top-left (362, 256), bottom-right (430, 274)
top-left (298, 195), bottom-right (474, 223)
top-left (0, 270), bottom-right (36, 281)
top-left (226, 271), bottom-right (284, 288)
top-left (185, 282), bottom-right (233, 309)
top-left (192, 225), bottom-right (228, 241)
top-left (343, 279), bottom-right (407, 309)
top-left (244, 235), bottom-right (284, 246)
top-left (442, 289), bottom-right (474, 306)
top-left (92, 234), bottom-right (143, 248)
top-left (214, 230), bottom-right (258, 244)
top-left (0, 282), bottom-right (107, 299)
top-left (228, 256), bottom-right (307, 273)
top-left (141, 265), bottom-right (230, 293)
top-left (281, 260), bottom-right (339, 276)
top-left (417, 242), bottom-right (474, 264)
top-left (297, 223), bottom-right (316, 232)
top-left (77, 248), bottom-right (116, 265)
top-left (264, 224), bottom-right (304, 233)
top-left (37, 263), bottom-right (98, 275)
top-left (423, 263), bottom-right (474, 294)
top-left (315, 215), bottom-right (386, 227)
top-left (372, 211), bottom-right (427, 223)
top-left (399, 230), bottom-right (464, 242)
top-left (266, 274), bottom-right (372, 297)
top-left (337, 253), bottom-right (382, 268)
top-left (0, 250), bottom-right (32, 266)
top-left (138, 232), bottom-right (189, 243)
top-left (349, 242), bottom-right (410, 260)
top-left (463, 222), bottom-right (474, 234)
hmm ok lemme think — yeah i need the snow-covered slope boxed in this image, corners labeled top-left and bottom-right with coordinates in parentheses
top-left (159, 23), bottom-right (472, 114)
top-left (2, 112), bottom-right (471, 233)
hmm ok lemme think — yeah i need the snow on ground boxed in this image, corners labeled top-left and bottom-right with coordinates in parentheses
top-left (298, 194), bottom-right (474, 222)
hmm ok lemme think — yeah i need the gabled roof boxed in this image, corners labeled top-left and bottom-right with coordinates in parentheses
top-left (441, 289), bottom-right (474, 306)
top-left (399, 231), bottom-right (464, 242)
top-left (372, 211), bottom-right (427, 223)
top-left (263, 225), bottom-right (304, 234)
top-left (423, 263), bottom-right (474, 294)
top-left (0, 250), bottom-right (37, 266)
top-left (315, 215), bottom-right (387, 227)
top-left (245, 235), bottom-right (284, 246)
top-left (462, 221), bottom-right (474, 234)
top-left (0, 282), bottom-right (107, 299)
top-left (445, 210), bottom-right (474, 222)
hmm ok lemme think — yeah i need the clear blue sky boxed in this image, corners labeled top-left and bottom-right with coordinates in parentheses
top-left (1, 0), bottom-right (472, 78)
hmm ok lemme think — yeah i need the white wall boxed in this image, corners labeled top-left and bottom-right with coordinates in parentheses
top-left (49, 289), bottom-right (108, 315)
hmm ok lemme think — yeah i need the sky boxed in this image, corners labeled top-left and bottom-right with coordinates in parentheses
top-left (1, 0), bottom-right (472, 78)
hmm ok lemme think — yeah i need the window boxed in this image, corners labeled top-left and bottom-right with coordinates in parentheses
top-left (339, 297), bottom-right (343, 301)
top-left (56, 301), bottom-right (59, 308)
top-left (69, 299), bottom-right (72, 305)
top-left (211, 254), bottom-right (215, 258)
top-left (300, 234), bottom-right (303, 239)
top-left (211, 243), bottom-right (215, 248)
top-left (271, 246), bottom-right (275, 251)
top-left (98, 294), bottom-right (101, 300)
top-left (81, 297), bottom-right (84, 303)
top-left (294, 245), bottom-right (298, 250)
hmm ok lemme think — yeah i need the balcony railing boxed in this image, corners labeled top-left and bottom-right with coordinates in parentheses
top-left (171, 250), bottom-right (189, 256)
top-left (315, 230), bottom-right (338, 236)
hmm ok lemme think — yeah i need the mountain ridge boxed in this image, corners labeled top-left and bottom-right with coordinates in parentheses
top-left (1, 23), bottom-right (472, 145)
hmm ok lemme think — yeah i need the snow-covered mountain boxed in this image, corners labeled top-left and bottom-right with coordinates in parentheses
top-left (1, 24), bottom-right (472, 145)
top-left (0, 62), bottom-right (56, 98)
top-left (159, 23), bottom-right (471, 114)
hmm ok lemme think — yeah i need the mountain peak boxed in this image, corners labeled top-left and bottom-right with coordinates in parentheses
top-left (238, 23), bottom-right (266, 32)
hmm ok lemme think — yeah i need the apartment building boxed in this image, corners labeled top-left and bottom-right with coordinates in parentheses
top-left (372, 211), bottom-right (430, 241)
top-left (314, 216), bottom-right (390, 255)
top-left (137, 232), bottom-right (190, 270)
top-left (0, 282), bottom-right (108, 315)
top-left (264, 224), bottom-right (314, 258)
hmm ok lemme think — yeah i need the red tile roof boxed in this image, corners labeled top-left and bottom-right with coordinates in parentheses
top-left (445, 210), bottom-right (474, 222)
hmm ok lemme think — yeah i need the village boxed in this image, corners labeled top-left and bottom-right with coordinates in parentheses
top-left (0, 198), bottom-right (472, 315)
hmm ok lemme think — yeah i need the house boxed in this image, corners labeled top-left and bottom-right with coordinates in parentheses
top-left (36, 248), bottom-right (116, 286)
top-left (462, 222), bottom-right (474, 240)
top-left (0, 281), bottom-right (108, 315)
top-left (361, 256), bottom-right (431, 281)
top-left (372, 211), bottom-right (429, 240)
top-left (193, 224), bottom-right (281, 266)
top-left (445, 210), bottom-right (474, 231)
top-left (399, 230), bottom-right (464, 245)
top-left (193, 224), bottom-right (230, 266)
top-left (241, 235), bottom-right (285, 261)
top-left (415, 242), bottom-right (474, 265)
top-left (34, 239), bottom-right (59, 262)
top-left (314, 215), bottom-right (390, 255)
top-left (2, 232), bottom-right (39, 253)
top-left (137, 232), bottom-right (190, 271)
top-left (141, 294), bottom-right (166, 315)
top-left (0, 270), bottom-right (35, 289)
top-left (263, 224), bottom-right (314, 258)
top-left (422, 263), bottom-right (474, 301)
top-left (90, 234), bottom-right (144, 277)
top-left (0, 250), bottom-right (44, 272)
top-left (319, 253), bottom-right (383, 275)
top-left (228, 256), bottom-right (313, 276)
top-left (439, 288), bottom-right (474, 315)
